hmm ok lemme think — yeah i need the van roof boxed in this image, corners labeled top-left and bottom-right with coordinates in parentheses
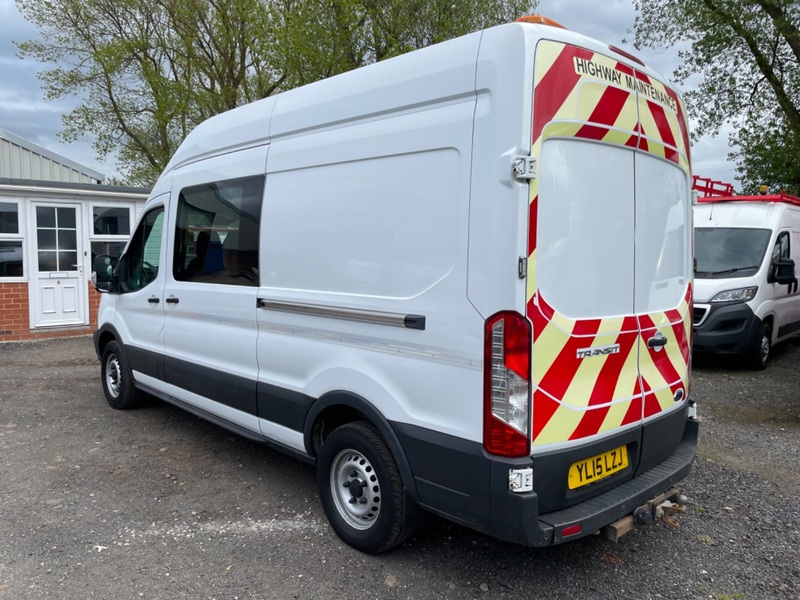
top-left (160, 27), bottom-right (488, 179)
top-left (152, 20), bottom-right (681, 198)
top-left (694, 199), bottom-right (800, 230)
top-left (696, 192), bottom-right (800, 207)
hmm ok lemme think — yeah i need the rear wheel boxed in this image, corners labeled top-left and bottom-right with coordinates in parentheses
top-left (748, 322), bottom-right (771, 370)
top-left (317, 422), bottom-right (415, 554)
top-left (101, 341), bottom-right (142, 409)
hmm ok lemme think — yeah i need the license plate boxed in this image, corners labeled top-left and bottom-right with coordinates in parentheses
top-left (568, 445), bottom-right (629, 489)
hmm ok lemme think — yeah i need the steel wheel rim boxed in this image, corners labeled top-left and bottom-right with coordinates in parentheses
top-left (105, 354), bottom-right (122, 399)
top-left (330, 449), bottom-right (381, 530)
top-left (761, 334), bottom-right (770, 364)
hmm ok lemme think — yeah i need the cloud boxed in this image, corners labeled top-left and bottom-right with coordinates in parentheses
top-left (691, 123), bottom-right (739, 186)
top-left (539, 0), bottom-right (633, 46)
top-left (0, 0), bottom-right (113, 177)
top-left (0, 0), bottom-right (740, 186)
top-left (0, 0), bottom-right (37, 58)
top-left (537, 0), bottom-right (738, 185)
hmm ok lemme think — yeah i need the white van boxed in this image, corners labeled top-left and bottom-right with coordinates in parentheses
top-left (693, 193), bottom-right (800, 368)
top-left (93, 16), bottom-right (698, 553)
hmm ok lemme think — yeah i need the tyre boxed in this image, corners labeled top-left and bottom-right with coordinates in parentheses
top-left (100, 341), bottom-right (142, 409)
top-left (317, 421), bottom-right (416, 554)
top-left (748, 322), bottom-right (771, 370)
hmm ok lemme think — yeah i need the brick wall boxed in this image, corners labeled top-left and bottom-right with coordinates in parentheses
top-left (0, 283), bottom-right (29, 339)
top-left (88, 286), bottom-right (101, 329)
top-left (0, 282), bottom-right (98, 343)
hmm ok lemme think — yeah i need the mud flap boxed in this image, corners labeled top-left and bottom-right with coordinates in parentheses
top-left (602, 487), bottom-right (688, 542)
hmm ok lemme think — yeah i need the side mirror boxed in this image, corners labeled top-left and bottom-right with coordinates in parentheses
top-left (92, 255), bottom-right (118, 292)
top-left (771, 257), bottom-right (796, 285)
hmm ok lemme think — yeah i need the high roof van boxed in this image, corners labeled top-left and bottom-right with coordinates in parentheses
top-left (693, 193), bottom-right (800, 368)
top-left (92, 16), bottom-right (698, 553)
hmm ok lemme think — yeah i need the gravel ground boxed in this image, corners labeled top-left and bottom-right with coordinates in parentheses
top-left (0, 336), bottom-right (798, 600)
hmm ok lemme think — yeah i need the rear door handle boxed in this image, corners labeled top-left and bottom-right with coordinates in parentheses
top-left (647, 332), bottom-right (668, 351)
top-left (148, 296), bottom-right (160, 304)
top-left (165, 296), bottom-right (180, 304)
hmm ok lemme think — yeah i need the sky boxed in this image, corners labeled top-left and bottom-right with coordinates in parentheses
top-left (0, 0), bottom-right (737, 186)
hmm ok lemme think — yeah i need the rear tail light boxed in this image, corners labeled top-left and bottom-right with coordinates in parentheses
top-left (484, 311), bottom-right (532, 457)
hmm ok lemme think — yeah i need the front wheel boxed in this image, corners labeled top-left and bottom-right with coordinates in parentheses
top-left (100, 341), bottom-right (142, 409)
top-left (748, 322), bottom-right (771, 370)
top-left (317, 422), bottom-right (416, 554)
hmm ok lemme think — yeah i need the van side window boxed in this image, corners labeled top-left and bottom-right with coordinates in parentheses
top-left (173, 176), bottom-right (264, 286)
top-left (772, 232), bottom-right (790, 262)
top-left (122, 207), bottom-right (165, 292)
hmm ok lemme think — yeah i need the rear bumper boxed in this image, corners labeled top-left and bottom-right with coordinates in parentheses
top-left (393, 410), bottom-right (698, 547)
top-left (692, 302), bottom-right (761, 357)
top-left (534, 417), bottom-right (697, 545)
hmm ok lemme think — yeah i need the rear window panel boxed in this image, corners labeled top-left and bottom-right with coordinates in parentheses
top-left (537, 139), bottom-right (635, 319)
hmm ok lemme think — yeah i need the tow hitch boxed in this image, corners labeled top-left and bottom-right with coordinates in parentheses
top-left (602, 487), bottom-right (688, 542)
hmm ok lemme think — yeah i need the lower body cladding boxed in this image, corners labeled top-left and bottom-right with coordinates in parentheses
top-left (394, 405), bottom-right (698, 546)
top-left (93, 329), bottom-right (698, 548)
top-left (692, 301), bottom-right (762, 357)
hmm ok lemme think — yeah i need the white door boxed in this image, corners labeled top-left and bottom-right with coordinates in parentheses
top-left (770, 229), bottom-right (800, 340)
top-left (113, 203), bottom-right (168, 388)
top-left (29, 203), bottom-right (86, 327)
top-left (161, 147), bottom-right (267, 435)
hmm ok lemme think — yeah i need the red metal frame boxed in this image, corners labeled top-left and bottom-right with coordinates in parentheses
top-left (695, 192), bottom-right (800, 207)
top-left (692, 176), bottom-right (734, 198)
top-left (692, 175), bottom-right (800, 207)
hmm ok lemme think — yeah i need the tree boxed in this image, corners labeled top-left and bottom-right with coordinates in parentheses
top-left (272, 0), bottom-right (536, 85)
top-left (16, 0), bottom-right (536, 186)
top-left (632, 0), bottom-right (800, 194)
top-left (16, 0), bottom-right (286, 186)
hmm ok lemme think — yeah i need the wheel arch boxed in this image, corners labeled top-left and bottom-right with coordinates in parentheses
top-left (304, 391), bottom-right (420, 503)
top-left (759, 313), bottom-right (776, 343)
top-left (93, 323), bottom-right (123, 359)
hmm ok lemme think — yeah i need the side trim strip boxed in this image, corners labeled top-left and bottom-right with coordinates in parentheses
top-left (778, 318), bottom-right (800, 339)
top-left (136, 381), bottom-right (315, 466)
top-left (257, 298), bottom-right (426, 330)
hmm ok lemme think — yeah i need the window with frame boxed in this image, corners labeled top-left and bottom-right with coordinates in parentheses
top-left (90, 204), bottom-right (133, 267)
top-left (121, 207), bottom-right (165, 292)
top-left (772, 231), bottom-right (790, 262)
top-left (770, 231), bottom-right (793, 286)
top-left (0, 201), bottom-right (23, 278)
top-left (94, 206), bottom-right (130, 235)
top-left (173, 176), bottom-right (264, 286)
top-left (36, 206), bottom-right (78, 272)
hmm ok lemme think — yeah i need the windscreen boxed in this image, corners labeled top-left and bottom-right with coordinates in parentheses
top-left (694, 228), bottom-right (771, 278)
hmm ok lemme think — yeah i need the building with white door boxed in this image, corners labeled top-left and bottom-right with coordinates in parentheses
top-left (0, 128), bottom-right (149, 341)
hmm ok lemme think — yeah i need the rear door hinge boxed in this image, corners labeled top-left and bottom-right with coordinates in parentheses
top-left (512, 155), bottom-right (537, 180)
top-left (518, 256), bottom-right (527, 279)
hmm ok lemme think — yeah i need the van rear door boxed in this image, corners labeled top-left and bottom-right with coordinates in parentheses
top-left (633, 149), bottom-right (692, 473)
top-left (526, 39), bottom-right (692, 511)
